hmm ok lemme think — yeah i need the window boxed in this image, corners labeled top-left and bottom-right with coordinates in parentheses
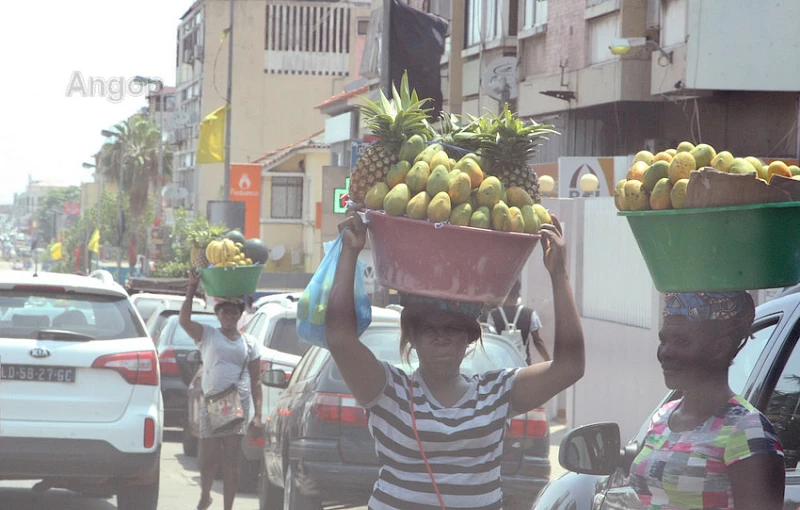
top-left (660, 0), bottom-right (686, 47)
top-left (587, 12), bottom-right (619, 64)
top-left (357, 18), bottom-right (370, 35)
top-left (270, 176), bottom-right (303, 219)
top-left (465, 0), bottom-right (482, 47)
top-left (763, 320), bottom-right (800, 470)
top-left (729, 318), bottom-right (779, 394)
top-left (523, 0), bottom-right (547, 30)
top-left (268, 318), bottom-right (313, 357)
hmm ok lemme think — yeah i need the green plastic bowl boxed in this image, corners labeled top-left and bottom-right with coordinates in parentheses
top-left (619, 202), bottom-right (800, 292)
top-left (199, 265), bottom-right (264, 297)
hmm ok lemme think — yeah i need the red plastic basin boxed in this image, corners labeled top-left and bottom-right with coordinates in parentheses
top-left (365, 211), bottom-right (540, 304)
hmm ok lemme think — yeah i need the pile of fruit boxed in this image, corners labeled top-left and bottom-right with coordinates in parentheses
top-left (188, 225), bottom-right (269, 270)
top-left (350, 73), bottom-right (555, 234)
top-left (615, 141), bottom-right (800, 211)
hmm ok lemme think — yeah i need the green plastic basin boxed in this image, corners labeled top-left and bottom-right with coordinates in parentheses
top-left (619, 202), bottom-right (800, 292)
top-left (199, 265), bottom-right (264, 297)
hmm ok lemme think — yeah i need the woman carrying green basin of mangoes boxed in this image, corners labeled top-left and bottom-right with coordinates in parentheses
top-left (326, 210), bottom-right (585, 510)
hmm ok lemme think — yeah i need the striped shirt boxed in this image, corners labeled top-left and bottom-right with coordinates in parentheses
top-left (363, 362), bottom-right (520, 510)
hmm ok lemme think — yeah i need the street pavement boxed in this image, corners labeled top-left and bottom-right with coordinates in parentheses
top-left (0, 424), bottom-right (566, 509)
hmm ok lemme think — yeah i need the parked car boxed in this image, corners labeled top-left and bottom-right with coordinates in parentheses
top-left (146, 300), bottom-right (211, 341)
top-left (258, 326), bottom-right (551, 510)
top-left (155, 312), bottom-right (218, 428)
top-left (0, 269), bottom-right (162, 509)
top-left (131, 292), bottom-right (205, 325)
top-left (182, 301), bottom-right (402, 494)
top-left (533, 292), bottom-right (800, 510)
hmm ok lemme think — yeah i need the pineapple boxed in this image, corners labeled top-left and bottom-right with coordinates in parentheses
top-left (186, 222), bottom-right (227, 269)
top-left (431, 112), bottom-right (485, 160)
top-left (479, 105), bottom-right (559, 204)
top-left (350, 73), bottom-right (433, 204)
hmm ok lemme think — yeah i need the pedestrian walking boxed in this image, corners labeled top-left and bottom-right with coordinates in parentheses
top-left (180, 270), bottom-right (262, 510)
top-left (325, 211), bottom-right (585, 509)
top-left (488, 279), bottom-right (551, 365)
top-left (629, 291), bottom-right (785, 510)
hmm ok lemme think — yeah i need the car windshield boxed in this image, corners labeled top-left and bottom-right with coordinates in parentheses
top-left (0, 289), bottom-right (146, 340)
top-left (162, 314), bottom-right (220, 347)
top-left (330, 327), bottom-right (524, 381)
top-left (270, 317), bottom-right (313, 357)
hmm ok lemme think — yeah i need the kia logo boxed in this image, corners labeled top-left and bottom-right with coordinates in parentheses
top-left (29, 348), bottom-right (50, 359)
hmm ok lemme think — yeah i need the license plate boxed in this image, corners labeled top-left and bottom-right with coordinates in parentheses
top-left (0, 364), bottom-right (76, 383)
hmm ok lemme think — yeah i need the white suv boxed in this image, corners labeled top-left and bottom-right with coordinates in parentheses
top-left (0, 269), bottom-right (162, 509)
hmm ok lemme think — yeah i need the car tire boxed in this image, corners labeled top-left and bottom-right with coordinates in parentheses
top-left (283, 464), bottom-right (321, 510)
top-left (183, 426), bottom-right (198, 457)
top-left (259, 457), bottom-right (283, 510)
top-left (238, 455), bottom-right (259, 494)
top-left (116, 465), bottom-right (159, 510)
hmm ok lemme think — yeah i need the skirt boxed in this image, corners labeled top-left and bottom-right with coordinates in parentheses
top-left (198, 387), bottom-right (251, 438)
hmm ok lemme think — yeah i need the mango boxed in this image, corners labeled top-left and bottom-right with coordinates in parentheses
top-left (449, 158), bottom-right (458, 169)
top-left (491, 201), bottom-right (512, 232)
top-left (427, 192), bottom-right (452, 223)
top-left (768, 161), bottom-right (793, 182)
top-left (520, 205), bottom-right (540, 233)
top-left (729, 158), bottom-right (757, 175)
top-left (650, 178), bottom-right (673, 210)
top-left (386, 161), bottom-right (411, 188)
top-left (448, 172), bottom-right (472, 205)
top-left (426, 165), bottom-right (450, 196)
top-left (676, 141), bottom-right (695, 153)
top-left (449, 168), bottom-right (461, 180)
top-left (668, 152), bottom-right (696, 184)
top-left (311, 304), bottom-right (327, 326)
top-left (623, 180), bottom-right (649, 211)
top-left (665, 149), bottom-right (678, 157)
top-left (745, 157), bottom-right (767, 179)
top-left (689, 143), bottom-right (716, 169)
top-left (406, 161), bottom-right (431, 195)
top-left (670, 179), bottom-right (689, 209)
top-left (406, 191), bottom-right (431, 220)
top-left (633, 150), bottom-right (654, 165)
top-left (532, 203), bottom-right (552, 226)
top-left (414, 143), bottom-right (443, 164)
top-left (449, 203), bottom-right (472, 226)
top-left (461, 159), bottom-right (484, 188)
top-left (429, 151), bottom-right (451, 172)
top-left (469, 206), bottom-right (491, 229)
top-left (365, 182), bottom-right (389, 210)
top-left (653, 151), bottom-right (673, 163)
top-left (642, 161), bottom-right (670, 192)
top-left (627, 161), bottom-right (649, 181)
top-left (506, 186), bottom-right (534, 208)
top-left (477, 176), bottom-right (503, 208)
top-left (710, 151), bottom-right (734, 173)
top-left (614, 179), bottom-right (627, 211)
top-left (790, 165), bottom-right (800, 176)
top-left (383, 183), bottom-right (410, 216)
top-left (508, 207), bottom-right (525, 233)
top-left (398, 135), bottom-right (426, 163)
top-left (460, 153), bottom-right (482, 167)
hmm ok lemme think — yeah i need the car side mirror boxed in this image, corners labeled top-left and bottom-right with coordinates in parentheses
top-left (262, 369), bottom-right (288, 389)
top-left (558, 422), bottom-right (622, 475)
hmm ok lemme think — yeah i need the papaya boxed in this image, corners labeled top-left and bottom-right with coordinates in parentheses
top-left (508, 206), bottom-right (525, 233)
top-left (365, 182), bottom-right (389, 210)
top-left (398, 135), bottom-right (426, 163)
top-left (427, 192), bottom-right (452, 223)
top-left (406, 161), bottom-right (431, 195)
top-left (449, 203), bottom-right (472, 226)
top-left (461, 159), bottom-right (484, 188)
top-left (506, 186), bottom-right (534, 208)
top-left (491, 201), bottom-right (512, 232)
top-left (429, 151), bottom-right (451, 172)
top-left (448, 172), bottom-right (472, 205)
top-left (406, 191), bottom-right (431, 220)
top-left (649, 178), bottom-right (673, 210)
top-left (477, 176), bottom-right (503, 208)
top-left (386, 161), bottom-right (411, 188)
top-left (426, 165), bottom-right (450, 196)
top-left (532, 204), bottom-right (552, 226)
top-left (383, 183), bottom-right (410, 216)
top-left (521, 205), bottom-right (540, 233)
top-left (414, 143), bottom-right (443, 164)
top-left (469, 206), bottom-right (491, 229)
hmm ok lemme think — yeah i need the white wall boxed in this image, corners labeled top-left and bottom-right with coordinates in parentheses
top-left (686, 0), bottom-right (800, 92)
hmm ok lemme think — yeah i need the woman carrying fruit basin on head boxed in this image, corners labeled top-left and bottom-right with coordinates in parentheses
top-left (326, 211), bottom-right (585, 510)
top-left (629, 291), bottom-right (785, 510)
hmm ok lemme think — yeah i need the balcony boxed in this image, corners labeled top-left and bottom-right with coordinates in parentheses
top-left (265, 1), bottom-right (352, 76)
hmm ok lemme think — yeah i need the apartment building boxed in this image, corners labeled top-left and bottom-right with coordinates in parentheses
top-left (170, 0), bottom-right (372, 218)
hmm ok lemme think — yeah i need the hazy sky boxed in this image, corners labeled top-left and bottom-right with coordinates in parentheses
top-left (0, 0), bottom-right (190, 204)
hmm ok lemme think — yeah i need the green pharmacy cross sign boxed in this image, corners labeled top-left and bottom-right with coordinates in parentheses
top-left (334, 177), bottom-right (350, 214)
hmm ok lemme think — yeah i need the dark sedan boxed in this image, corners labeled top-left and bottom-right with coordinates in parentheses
top-left (154, 312), bottom-right (218, 428)
top-left (258, 326), bottom-right (551, 510)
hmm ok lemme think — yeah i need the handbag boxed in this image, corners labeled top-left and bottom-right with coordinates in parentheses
top-left (409, 373), bottom-right (447, 510)
top-left (205, 341), bottom-right (250, 434)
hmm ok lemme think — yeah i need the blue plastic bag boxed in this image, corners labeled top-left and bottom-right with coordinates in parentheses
top-left (296, 230), bottom-right (372, 348)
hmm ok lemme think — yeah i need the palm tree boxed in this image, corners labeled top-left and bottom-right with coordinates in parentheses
top-left (97, 114), bottom-right (173, 263)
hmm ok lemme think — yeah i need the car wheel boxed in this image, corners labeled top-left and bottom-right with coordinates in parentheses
top-left (259, 457), bottom-right (283, 510)
top-left (116, 467), bottom-right (159, 510)
top-left (283, 464), bottom-right (321, 510)
top-left (238, 455), bottom-right (259, 494)
top-left (183, 426), bottom-right (198, 457)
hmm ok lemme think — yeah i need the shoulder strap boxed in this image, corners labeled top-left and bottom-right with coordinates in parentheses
top-left (497, 307), bottom-right (510, 327)
top-left (512, 305), bottom-right (524, 324)
top-left (237, 338), bottom-right (251, 381)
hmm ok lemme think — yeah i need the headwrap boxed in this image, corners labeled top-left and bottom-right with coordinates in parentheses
top-left (663, 292), bottom-right (753, 322)
top-left (398, 293), bottom-right (485, 321)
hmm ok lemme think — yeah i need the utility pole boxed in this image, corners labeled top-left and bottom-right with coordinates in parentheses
top-left (380, 0), bottom-right (391, 97)
top-left (222, 0), bottom-right (235, 201)
top-left (117, 141), bottom-right (124, 284)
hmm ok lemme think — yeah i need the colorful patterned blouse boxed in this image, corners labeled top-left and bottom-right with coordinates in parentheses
top-left (629, 395), bottom-right (784, 510)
